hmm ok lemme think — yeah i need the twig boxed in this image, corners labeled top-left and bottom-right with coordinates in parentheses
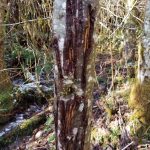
top-left (0, 16), bottom-right (51, 27)
top-left (121, 141), bottom-right (134, 150)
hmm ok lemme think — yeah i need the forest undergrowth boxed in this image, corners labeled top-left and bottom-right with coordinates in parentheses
top-left (0, 0), bottom-right (150, 150)
top-left (5, 52), bottom-right (150, 150)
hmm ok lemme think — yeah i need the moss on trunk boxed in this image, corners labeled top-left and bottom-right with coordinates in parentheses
top-left (129, 79), bottom-right (150, 124)
top-left (128, 0), bottom-right (150, 137)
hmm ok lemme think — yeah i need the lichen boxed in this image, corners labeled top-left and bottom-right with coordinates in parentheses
top-left (78, 103), bottom-right (84, 112)
top-left (72, 128), bottom-right (78, 135)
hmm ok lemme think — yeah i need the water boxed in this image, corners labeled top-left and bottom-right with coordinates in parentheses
top-left (0, 104), bottom-right (42, 138)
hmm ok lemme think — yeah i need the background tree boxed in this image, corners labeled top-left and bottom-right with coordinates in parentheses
top-left (123, 0), bottom-right (141, 78)
top-left (53, 0), bottom-right (98, 149)
top-left (129, 0), bottom-right (150, 131)
top-left (0, 0), bottom-right (13, 124)
top-left (0, 0), bottom-right (11, 90)
top-left (7, 0), bottom-right (53, 83)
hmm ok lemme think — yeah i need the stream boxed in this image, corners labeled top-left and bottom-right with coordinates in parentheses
top-left (0, 104), bottom-right (43, 138)
top-left (0, 76), bottom-right (53, 139)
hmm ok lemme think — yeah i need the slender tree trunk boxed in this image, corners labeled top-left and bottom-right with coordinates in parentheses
top-left (0, 1), bottom-right (11, 90)
top-left (123, 0), bottom-right (140, 78)
top-left (138, 0), bottom-right (150, 82)
top-left (129, 0), bottom-right (150, 126)
top-left (52, 0), bottom-right (97, 149)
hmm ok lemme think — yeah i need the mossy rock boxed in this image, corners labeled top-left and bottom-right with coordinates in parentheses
top-left (0, 89), bottom-right (14, 124)
top-left (129, 79), bottom-right (150, 125)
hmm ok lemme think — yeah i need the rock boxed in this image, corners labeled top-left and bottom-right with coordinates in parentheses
top-left (35, 130), bottom-right (43, 139)
top-left (16, 114), bottom-right (24, 120)
top-left (16, 120), bottom-right (24, 123)
top-left (48, 106), bottom-right (53, 112)
top-left (0, 131), bottom-right (5, 137)
top-left (13, 79), bottom-right (24, 85)
top-left (18, 144), bottom-right (26, 150)
top-left (5, 128), bottom-right (11, 132)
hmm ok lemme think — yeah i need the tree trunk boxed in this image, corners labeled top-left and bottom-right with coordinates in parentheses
top-left (138, 0), bottom-right (150, 82)
top-left (0, 1), bottom-right (11, 90)
top-left (129, 0), bottom-right (150, 126)
top-left (123, 0), bottom-right (140, 78)
top-left (52, 0), bottom-right (97, 149)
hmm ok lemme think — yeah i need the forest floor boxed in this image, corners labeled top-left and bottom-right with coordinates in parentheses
top-left (1, 53), bottom-right (150, 150)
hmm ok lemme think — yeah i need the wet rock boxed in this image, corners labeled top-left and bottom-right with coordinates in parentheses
top-left (12, 78), bottom-right (24, 86)
top-left (0, 131), bottom-right (5, 137)
top-left (16, 120), bottom-right (24, 123)
top-left (16, 114), bottom-right (24, 120)
top-left (5, 128), bottom-right (11, 132)
top-left (35, 130), bottom-right (43, 139)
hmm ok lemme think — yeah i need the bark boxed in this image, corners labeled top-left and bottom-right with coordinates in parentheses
top-left (138, 0), bottom-right (150, 82)
top-left (129, 0), bottom-right (150, 127)
top-left (52, 0), bottom-right (98, 149)
top-left (0, 1), bottom-right (11, 90)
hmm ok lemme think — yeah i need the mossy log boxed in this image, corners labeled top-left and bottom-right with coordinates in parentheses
top-left (0, 111), bottom-right (47, 147)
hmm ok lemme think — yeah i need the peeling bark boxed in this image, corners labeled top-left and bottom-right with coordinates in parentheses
top-left (52, 0), bottom-right (97, 149)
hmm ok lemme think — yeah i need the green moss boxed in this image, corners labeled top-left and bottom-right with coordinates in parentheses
top-left (129, 79), bottom-right (150, 125)
top-left (44, 116), bottom-right (54, 132)
top-left (11, 44), bottom-right (35, 65)
top-left (0, 88), bottom-right (13, 123)
top-left (103, 96), bottom-right (117, 119)
top-left (19, 113), bottom-right (46, 135)
top-left (48, 133), bottom-right (55, 143)
top-left (0, 112), bottom-right (46, 147)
